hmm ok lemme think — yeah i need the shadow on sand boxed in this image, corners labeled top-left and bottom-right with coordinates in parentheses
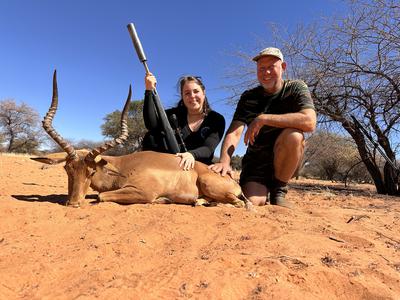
top-left (12, 194), bottom-right (99, 205)
top-left (12, 194), bottom-right (68, 205)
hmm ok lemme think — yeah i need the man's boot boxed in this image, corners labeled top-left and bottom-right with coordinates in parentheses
top-left (269, 182), bottom-right (293, 208)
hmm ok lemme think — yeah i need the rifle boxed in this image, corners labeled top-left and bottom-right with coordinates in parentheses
top-left (170, 113), bottom-right (188, 152)
top-left (351, 115), bottom-right (399, 173)
top-left (127, 23), bottom-right (181, 154)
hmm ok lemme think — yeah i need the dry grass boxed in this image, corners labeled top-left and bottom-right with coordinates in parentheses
top-left (0, 152), bottom-right (33, 157)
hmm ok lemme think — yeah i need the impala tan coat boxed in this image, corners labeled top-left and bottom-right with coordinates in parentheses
top-left (32, 71), bottom-right (248, 209)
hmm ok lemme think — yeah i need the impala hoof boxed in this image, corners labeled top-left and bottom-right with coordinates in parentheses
top-left (66, 201), bottom-right (80, 208)
top-left (194, 199), bottom-right (209, 206)
top-left (232, 199), bottom-right (246, 208)
top-left (245, 201), bottom-right (256, 212)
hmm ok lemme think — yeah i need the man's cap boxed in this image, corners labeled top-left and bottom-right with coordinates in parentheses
top-left (252, 47), bottom-right (284, 62)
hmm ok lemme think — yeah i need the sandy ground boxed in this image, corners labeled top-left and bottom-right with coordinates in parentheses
top-left (0, 153), bottom-right (399, 300)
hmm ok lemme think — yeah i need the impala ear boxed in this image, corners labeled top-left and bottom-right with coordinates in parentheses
top-left (31, 152), bottom-right (68, 165)
top-left (31, 157), bottom-right (66, 165)
top-left (96, 158), bottom-right (124, 177)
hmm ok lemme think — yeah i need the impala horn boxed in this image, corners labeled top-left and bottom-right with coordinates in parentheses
top-left (42, 70), bottom-right (77, 160)
top-left (85, 85), bottom-right (131, 162)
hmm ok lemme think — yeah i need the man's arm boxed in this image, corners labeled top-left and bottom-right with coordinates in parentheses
top-left (209, 120), bottom-right (245, 176)
top-left (244, 108), bottom-right (316, 146)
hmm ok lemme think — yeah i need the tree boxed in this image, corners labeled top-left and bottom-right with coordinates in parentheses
top-left (0, 133), bottom-right (5, 151)
top-left (0, 99), bottom-right (44, 153)
top-left (230, 155), bottom-right (243, 170)
top-left (228, 0), bottom-right (400, 195)
top-left (282, 0), bottom-right (399, 195)
top-left (44, 138), bottom-right (103, 154)
top-left (303, 131), bottom-right (371, 185)
top-left (101, 99), bottom-right (146, 155)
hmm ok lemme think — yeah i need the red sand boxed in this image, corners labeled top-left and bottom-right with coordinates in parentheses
top-left (0, 153), bottom-right (399, 299)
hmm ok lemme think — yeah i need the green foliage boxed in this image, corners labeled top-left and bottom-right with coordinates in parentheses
top-left (101, 99), bottom-right (146, 155)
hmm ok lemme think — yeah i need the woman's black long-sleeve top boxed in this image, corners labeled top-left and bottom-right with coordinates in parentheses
top-left (142, 90), bottom-right (225, 165)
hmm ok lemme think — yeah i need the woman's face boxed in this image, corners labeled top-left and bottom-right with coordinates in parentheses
top-left (182, 81), bottom-right (205, 114)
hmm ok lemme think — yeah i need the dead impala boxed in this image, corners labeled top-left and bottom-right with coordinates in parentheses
top-left (32, 71), bottom-right (249, 208)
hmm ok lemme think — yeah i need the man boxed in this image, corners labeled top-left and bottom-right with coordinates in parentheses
top-left (209, 47), bottom-right (316, 208)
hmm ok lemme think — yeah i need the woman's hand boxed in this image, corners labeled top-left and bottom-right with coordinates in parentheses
top-left (176, 152), bottom-right (195, 170)
top-left (145, 72), bottom-right (157, 90)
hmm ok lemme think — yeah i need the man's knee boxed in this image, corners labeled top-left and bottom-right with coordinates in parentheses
top-left (242, 181), bottom-right (268, 206)
top-left (274, 128), bottom-right (305, 153)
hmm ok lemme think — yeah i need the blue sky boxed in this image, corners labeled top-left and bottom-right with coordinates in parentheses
top-left (0, 0), bottom-right (347, 155)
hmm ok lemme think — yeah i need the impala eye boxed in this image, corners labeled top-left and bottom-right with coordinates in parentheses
top-left (87, 168), bottom-right (96, 177)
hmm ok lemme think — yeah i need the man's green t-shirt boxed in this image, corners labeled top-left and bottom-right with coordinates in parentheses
top-left (233, 79), bottom-right (315, 149)
top-left (233, 79), bottom-right (315, 125)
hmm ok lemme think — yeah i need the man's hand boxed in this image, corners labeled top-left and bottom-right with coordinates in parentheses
top-left (208, 162), bottom-right (233, 178)
top-left (176, 152), bottom-right (195, 171)
top-left (244, 114), bottom-right (267, 145)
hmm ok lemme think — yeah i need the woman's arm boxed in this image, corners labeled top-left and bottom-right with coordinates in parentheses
top-left (188, 112), bottom-right (225, 160)
top-left (143, 73), bottom-right (160, 130)
top-left (143, 91), bottom-right (160, 130)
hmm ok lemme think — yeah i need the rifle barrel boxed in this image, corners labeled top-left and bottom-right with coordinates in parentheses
top-left (127, 23), bottom-right (181, 154)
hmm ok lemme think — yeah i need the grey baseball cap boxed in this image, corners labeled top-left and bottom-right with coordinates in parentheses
top-left (252, 47), bottom-right (284, 62)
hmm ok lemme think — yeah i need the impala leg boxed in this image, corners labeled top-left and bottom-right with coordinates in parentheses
top-left (198, 173), bottom-right (244, 207)
top-left (152, 197), bottom-right (173, 204)
top-left (194, 198), bottom-right (210, 206)
top-left (98, 187), bottom-right (154, 204)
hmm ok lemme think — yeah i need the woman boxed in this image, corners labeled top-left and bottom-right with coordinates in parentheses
top-left (142, 73), bottom-right (225, 170)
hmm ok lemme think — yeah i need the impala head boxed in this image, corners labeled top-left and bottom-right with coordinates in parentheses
top-left (65, 153), bottom-right (94, 207)
top-left (32, 70), bottom-right (131, 207)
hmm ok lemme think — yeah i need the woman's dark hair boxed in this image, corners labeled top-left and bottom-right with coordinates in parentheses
top-left (176, 76), bottom-right (211, 115)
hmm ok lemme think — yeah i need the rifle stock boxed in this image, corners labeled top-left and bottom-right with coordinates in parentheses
top-left (127, 23), bottom-right (181, 154)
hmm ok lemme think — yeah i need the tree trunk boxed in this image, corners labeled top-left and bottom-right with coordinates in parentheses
top-left (7, 134), bottom-right (14, 152)
top-left (384, 163), bottom-right (399, 196)
top-left (343, 121), bottom-right (388, 194)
